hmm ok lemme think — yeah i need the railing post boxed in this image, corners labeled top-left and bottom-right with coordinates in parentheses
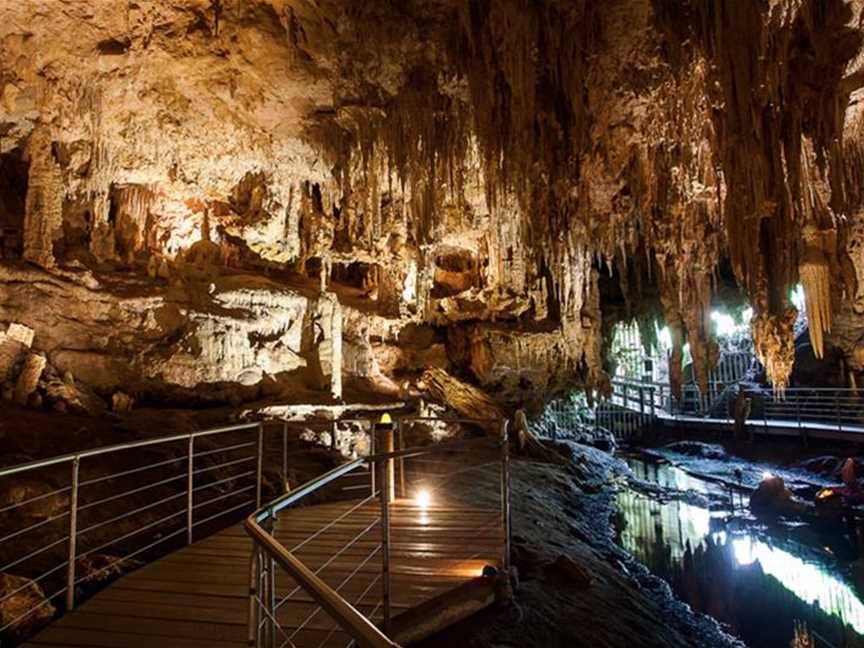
top-left (65, 456), bottom-right (80, 611)
top-left (386, 425), bottom-right (395, 500)
top-left (247, 545), bottom-right (259, 647)
top-left (501, 418), bottom-right (511, 574)
top-left (187, 435), bottom-right (194, 545)
top-left (377, 458), bottom-right (392, 635)
top-left (837, 394), bottom-right (844, 433)
top-left (256, 545), bottom-right (266, 647)
top-left (650, 386), bottom-right (656, 420)
top-left (796, 396), bottom-right (802, 434)
top-left (256, 422), bottom-right (264, 508)
top-left (282, 420), bottom-right (289, 493)
top-left (266, 516), bottom-right (277, 648)
top-left (369, 422), bottom-right (376, 494)
top-left (638, 386), bottom-right (645, 430)
top-left (397, 420), bottom-right (406, 499)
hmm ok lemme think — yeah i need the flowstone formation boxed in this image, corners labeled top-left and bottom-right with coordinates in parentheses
top-left (2, 0), bottom-right (864, 414)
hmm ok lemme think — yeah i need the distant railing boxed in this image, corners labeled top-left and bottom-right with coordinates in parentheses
top-left (245, 417), bottom-right (510, 648)
top-left (608, 378), bottom-right (864, 435)
top-left (0, 421), bottom-right (277, 644)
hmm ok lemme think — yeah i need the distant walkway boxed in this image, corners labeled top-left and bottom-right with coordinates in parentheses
top-left (607, 379), bottom-right (864, 442)
top-left (537, 379), bottom-right (864, 443)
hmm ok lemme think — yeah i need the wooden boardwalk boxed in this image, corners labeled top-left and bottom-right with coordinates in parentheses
top-left (24, 498), bottom-right (503, 648)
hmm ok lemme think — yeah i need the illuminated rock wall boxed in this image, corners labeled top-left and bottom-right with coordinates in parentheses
top-left (1, 0), bottom-right (864, 412)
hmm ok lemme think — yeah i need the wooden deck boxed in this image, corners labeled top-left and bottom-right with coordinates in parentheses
top-left (24, 498), bottom-right (503, 648)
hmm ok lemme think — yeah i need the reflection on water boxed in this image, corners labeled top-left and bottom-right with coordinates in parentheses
top-left (618, 458), bottom-right (864, 647)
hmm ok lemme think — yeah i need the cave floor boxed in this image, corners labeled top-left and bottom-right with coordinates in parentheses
top-left (23, 498), bottom-right (502, 648)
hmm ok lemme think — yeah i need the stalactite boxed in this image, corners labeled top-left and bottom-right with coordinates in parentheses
top-left (654, 0), bottom-right (863, 389)
top-left (799, 225), bottom-right (834, 358)
top-left (752, 307), bottom-right (799, 395)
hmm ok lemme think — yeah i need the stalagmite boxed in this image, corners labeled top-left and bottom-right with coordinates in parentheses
top-left (22, 129), bottom-right (62, 269)
top-left (14, 353), bottom-right (46, 406)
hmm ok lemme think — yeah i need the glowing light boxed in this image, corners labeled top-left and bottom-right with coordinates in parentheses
top-left (710, 311), bottom-right (738, 336)
top-left (379, 412), bottom-right (392, 424)
top-left (416, 489), bottom-right (431, 509)
top-left (817, 488), bottom-right (835, 500)
top-left (709, 308), bottom-right (753, 337)
top-left (762, 471), bottom-right (774, 480)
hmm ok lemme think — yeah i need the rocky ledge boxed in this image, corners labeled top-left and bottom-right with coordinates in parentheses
top-left (417, 441), bottom-right (743, 648)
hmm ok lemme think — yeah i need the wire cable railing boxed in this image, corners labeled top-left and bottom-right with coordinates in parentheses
top-left (0, 419), bottom-right (291, 645)
top-left (597, 378), bottom-right (864, 439)
top-left (245, 416), bottom-right (511, 648)
top-left (0, 413), bottom-right (513, 647)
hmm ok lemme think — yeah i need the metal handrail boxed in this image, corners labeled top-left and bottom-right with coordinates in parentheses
top-left (246, 516), bottom-right (398, 648)
top-left (0, 419), bottom-right (268, 643)
top-left (603, 378), bottom-right (864, 438)
top-left (612, 376), bottom-right (863, 395)
top-left (245, 417), bottom-right (510, 648)
top-left (0, 414), bottom-right (510, 646)
top-left (246, 450), bottom-right (394, 648)
top-left (0, 421), bottom-right (261, 477)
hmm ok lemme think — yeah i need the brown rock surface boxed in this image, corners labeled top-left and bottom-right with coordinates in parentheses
top-left (0, 0), bottom-right (863, 411)
top-left (0, 573), bottom-right (54, 640)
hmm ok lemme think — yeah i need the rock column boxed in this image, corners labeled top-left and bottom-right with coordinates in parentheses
top-left (22, 128), bottom-right (63, 269)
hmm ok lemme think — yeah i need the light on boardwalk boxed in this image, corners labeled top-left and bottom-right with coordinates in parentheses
top-left (416, 489), bottom-right (431, 509)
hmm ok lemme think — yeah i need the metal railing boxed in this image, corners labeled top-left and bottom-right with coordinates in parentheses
top-left (0, 420), bottom-right (299, 644)
top-left (245, 417), bottom-right (510, 648)
top-left (531, 396), bottom-right (651, 443)
top-left (606, 378), bottom-right (864, 436)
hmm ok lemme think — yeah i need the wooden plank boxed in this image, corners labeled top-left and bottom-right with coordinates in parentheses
top-left (54, 612), bottom-right (247, 643)
top-left (24, 626), bottom-right (243, 648)
top-left (26, 491), bottom-right (503, 648)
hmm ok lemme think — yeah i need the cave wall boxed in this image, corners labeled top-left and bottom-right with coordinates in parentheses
top-left (2, 0), bottom-right (864, 414)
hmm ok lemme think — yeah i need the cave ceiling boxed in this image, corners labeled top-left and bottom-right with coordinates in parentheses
top-left (2, 0), bottom-right (864, 411)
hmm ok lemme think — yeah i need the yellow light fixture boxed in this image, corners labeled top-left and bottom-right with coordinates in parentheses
top-left (379, 412), bottom-right (393, 424)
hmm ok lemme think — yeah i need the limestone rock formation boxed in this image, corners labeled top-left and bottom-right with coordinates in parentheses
top-left (0, 0), bottom-right (864, 412)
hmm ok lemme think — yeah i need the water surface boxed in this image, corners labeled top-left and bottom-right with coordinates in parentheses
top-left (617, 457), bottom-right (864, 647)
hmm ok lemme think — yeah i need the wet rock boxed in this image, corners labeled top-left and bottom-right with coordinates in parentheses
top-left (663, 441), bottom-right (727, 460)
top-left (795, 456), bottom-right (845, 480)
top-left (749, 475), bottom-right (807, 517)
top-left (0, 573), bottom-right (54, 639)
